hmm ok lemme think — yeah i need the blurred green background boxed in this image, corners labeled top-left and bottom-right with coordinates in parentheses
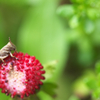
top-left (0, 0), bottom-right (100, 100)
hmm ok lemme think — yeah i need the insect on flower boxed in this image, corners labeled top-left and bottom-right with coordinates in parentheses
top-left (0, 37), bottom-right (17, 63)
top-left (0, 52), bottom-right (45, 98)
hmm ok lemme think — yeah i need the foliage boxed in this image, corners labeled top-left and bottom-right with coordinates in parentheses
top-left (57, 0), bottom-right (100, 100)
top-left (0, 0), bottom-right (100, 100)
top-left (57, 0), bottom-right (100, 68)
top-left (84, 61), bottom-right (100, 100)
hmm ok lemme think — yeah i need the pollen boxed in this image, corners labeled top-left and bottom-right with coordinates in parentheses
top-left (7, 68), bottom-right (26, 94)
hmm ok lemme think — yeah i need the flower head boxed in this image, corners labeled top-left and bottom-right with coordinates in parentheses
top-left (0, 52), bottom-right (45, 98)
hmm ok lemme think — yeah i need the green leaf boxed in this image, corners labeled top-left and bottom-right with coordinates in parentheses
top-left (83, 19), bottom-right (95, 34)
top-left (29, 95), bottom-right (40, 100)
top-left (43, 60), bottom-right (58, 81)
top-left (57, 5), bottom-right (75, 18)
top-left (41, 82), bottom-right (58, 98)
top-left (0, 90), bottom-right (10, 100)
top-left (87, 8), bottom-right (98, 20)
top-left (84, 78), bottom-right (97, 90)
top-left (38, 91), bottom-right (53, 100)
top-left (69, 15), bottom-right (79, 28)
top-left (92, 88), bottom-right (100, 99)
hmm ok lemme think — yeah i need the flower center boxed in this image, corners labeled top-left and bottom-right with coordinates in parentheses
top-left (7, 66), bottom-right (26, 94)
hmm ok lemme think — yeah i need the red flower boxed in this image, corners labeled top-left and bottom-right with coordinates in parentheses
top-left (0, 52), bottom-right (45, 98)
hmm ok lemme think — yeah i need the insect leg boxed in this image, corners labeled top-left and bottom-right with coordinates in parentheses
top-left (0, 58), bottom-right (6, 65)
top-left (9, 52), bottom-right (18, 60)
top-left (0, 58), bottom-right (4, 63)
top-left (10, 52), bottom-right (15, 57)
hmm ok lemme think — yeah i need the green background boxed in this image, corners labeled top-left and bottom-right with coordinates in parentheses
top-left (0, 0), bottom-right (100, 100)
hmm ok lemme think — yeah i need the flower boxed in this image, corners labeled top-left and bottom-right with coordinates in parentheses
top-left (0, 52), bottom-right (45, 98)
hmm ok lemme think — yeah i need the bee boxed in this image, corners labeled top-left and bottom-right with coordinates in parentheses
top-left (0, 37), bottom-right (17, 63)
